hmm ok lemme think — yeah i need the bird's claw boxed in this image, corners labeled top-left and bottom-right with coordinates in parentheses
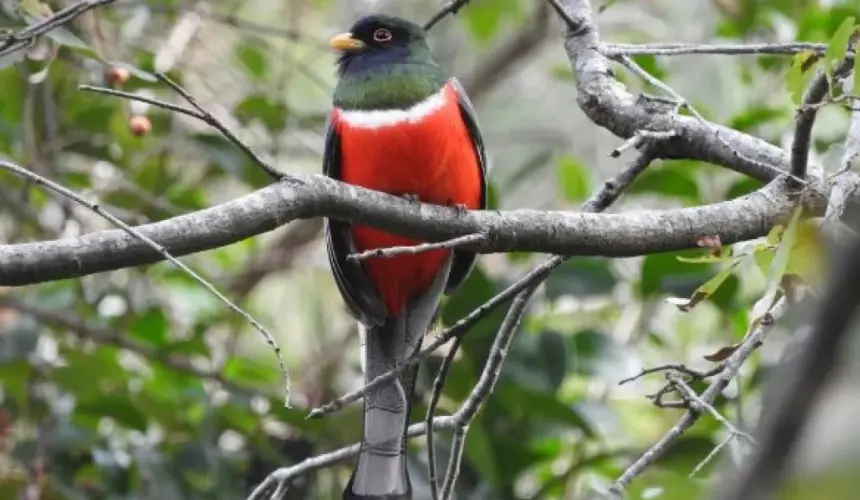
top-left (401, 193), bottom-right (420, 203)
top-left (452, 203), bottom-right (469, 215)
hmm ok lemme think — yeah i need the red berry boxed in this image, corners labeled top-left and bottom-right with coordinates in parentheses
top-left (128, 115), bottom-right (151, 137)
top-left (106, 66), bottom-right (130, 86)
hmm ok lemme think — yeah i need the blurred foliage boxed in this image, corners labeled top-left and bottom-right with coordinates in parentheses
top-left (0, 0), bottom-right (854, 499)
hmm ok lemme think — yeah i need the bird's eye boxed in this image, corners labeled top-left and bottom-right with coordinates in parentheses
top-left (373, 28), bottom-right (392, 43)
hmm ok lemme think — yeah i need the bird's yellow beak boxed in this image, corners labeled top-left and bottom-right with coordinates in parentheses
top-left (329, 33), bottom-right (365, 52)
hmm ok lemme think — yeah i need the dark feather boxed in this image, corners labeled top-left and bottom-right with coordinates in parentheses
top-left (445, 77), bottom-right (489, 294)
top-left (322, 113), bottom-right (387, 327)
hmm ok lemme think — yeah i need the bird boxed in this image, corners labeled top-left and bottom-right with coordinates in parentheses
top-left (322, 14), bottom-right (488, 500)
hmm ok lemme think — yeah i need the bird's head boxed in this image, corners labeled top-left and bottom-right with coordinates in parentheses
top-left (330, 15), bottom-right (434, 77)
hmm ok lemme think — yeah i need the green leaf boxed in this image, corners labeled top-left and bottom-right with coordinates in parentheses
top-left (463, 0), bottom-right (524, 43)
top-left (824, 16), bottom-right (855, 83)
top-left (787, 51), bottom-right (819, 106)
top-left (500, 384), bottom-right (595, 436)
top-left (544, 257), bottom-right (616, 299)
top-left (569, 329), bottom-right (624, 381)
top-left (464, 418), bottom-right (500, 488)
top-left (556, 155), bottom-right (591, 202)
top-left (0, 48), bottom-right (25, 70)
top-left (53, 347), bottom-right (128, 402)
top-left (223, 357), bottom-right (278, 385)
top-left (234, 39), bottom-right (268, 80)
top-left (191, 133), bottom-right (271, 187)
top-left (725, 176), bottom-right (765, 199)
top-left (129, 307), bottom-right (168, 347)
top-left (785, 219), bottom-right (825, 286)
top-left (640, 250), bottom-right (714, 297)
top-left (0, 360), bottom-right (32, 407)
top-left (76, 395), bottom-right (148, 431)
top-left (43, 25), bottom-right (90, 51)
top-left (666, 258), bottom-right (742, 312)
top-left (234, 94), bottom-right (288, 132)
top-left (627, 164), bottom-right (700, 202)
top-left (538, 331), bottom-right (567, 390)
top-left (108, 61), bottom-right (157, 82)
top-left (631, 54), bottom-right (666, 81)
top-left (648, 436), bottom-right (716, 475)
top-left (728, 105), bottom-right (787, 132)
top-left (752, 205), bottom-right (802, 323)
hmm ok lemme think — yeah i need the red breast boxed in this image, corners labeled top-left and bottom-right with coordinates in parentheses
top-left (333, 81), bottom-right (482, 315)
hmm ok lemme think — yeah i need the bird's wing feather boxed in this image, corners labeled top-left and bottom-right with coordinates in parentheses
top-left (322, 112), bottom-right (387, 327)
top-left (446, 77), bottom-right (489, 294)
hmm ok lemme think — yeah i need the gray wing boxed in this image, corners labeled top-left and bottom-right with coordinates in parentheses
top-left (445, 77), bottom-right (489, 294)
top-left (322, 112), bottom-right (387, 327)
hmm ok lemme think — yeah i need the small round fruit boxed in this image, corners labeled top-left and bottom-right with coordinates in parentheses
top-left (106, 66), bottom-right (130, 86)
top-left (128, 115), bottom-right (151, 137)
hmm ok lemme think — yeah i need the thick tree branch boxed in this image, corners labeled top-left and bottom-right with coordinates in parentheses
top-left (0, 173), bottom-right (822, 286)
top-left (557, 0), bottom-right (798, 182)
top-left (826, 77), bottom-right (860, 221)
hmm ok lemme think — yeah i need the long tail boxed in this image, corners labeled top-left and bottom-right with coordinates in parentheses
top-left (344, 256), bottom-right (453, 500)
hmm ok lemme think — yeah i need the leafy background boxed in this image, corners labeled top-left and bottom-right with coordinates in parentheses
top-left (0, 0), bottom-right (857, 499)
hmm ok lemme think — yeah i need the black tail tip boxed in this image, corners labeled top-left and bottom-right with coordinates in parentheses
top-left (342, 490), bottom-right (412, 500)
top-left (342, 475), bottom-right (412, 500)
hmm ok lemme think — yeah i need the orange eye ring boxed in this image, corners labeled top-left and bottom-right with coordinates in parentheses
top-left (373, 28), bottom-right (392, 43)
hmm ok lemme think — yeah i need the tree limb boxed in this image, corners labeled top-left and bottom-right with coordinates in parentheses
top-left (0, 173), bottom-right (822, 286)
top-left (556, 0), bottom-right (799, 182)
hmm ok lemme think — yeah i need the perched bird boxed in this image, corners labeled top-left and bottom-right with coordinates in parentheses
top-left (323, 14), bottom-right (488, 500)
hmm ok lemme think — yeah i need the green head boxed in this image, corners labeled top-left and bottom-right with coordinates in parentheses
top-left (330, 15), bottom-right (447, 111)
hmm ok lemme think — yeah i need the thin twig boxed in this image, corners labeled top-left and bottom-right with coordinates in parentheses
top-left (667, 372), bottom-right (757, 445)
top-left (80, 74), bottom-right (286, 182)
top-left (425, 336), bottom-right (464, 500)
top-left (721, 224), bottom-right (860, 499)
top-left (609, 297), bottom-right (788, 496)
top-left (688, 433), bottom-right (734, 478)
top-left (612, 54), bottom-right (807, 185)
top-left (348, 233), bottom-right (485, 262)
top-left (423, 0), bottom-right (472, 31)
top-left (431, 150), bottom-right (660, 494)
top-left (109, 1), bottom-right (326, 47)
top-left (79, 85), bottom-right (202, 118)
top-left (246, 416), bottom-right (460, 500)
top-left (155, 72), bottom-right (285, 181)
top-left (0, 160), bottom-right (291, 407)
top-left (618, 363), bottom-right (722, 386)
top-left (544, 0), bottom-right (580, 30)
top-left (826, 79), bottom-right (860, 222)
top-left (790, 56), bottom-right (856, 181)
top-left (0, 0), bottom-right (118, 57)
top-left (581, 147), bottom-right (657, 212)
top-left (609, 129), bottom-right (676, 158)
top-left (0, 297), bottom-right (254, 395)
top-left (307, 256), bottom-right (565, 418)
top-left (602, 42), bottom-right (828, 58)
top-left (440, 288), bottom-right (536, 496)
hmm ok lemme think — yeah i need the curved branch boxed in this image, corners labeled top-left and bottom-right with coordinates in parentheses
top-left (558, 0), bottom-right (793, 182)
top-left (0, 173), bottom-right (819, 286)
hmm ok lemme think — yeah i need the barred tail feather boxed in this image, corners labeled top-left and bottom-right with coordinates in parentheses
top-left (344, 256), bottom-right (453, 500)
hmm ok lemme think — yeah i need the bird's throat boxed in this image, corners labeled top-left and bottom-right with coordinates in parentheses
top-left (333, 63), bottom-right (446, 111)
